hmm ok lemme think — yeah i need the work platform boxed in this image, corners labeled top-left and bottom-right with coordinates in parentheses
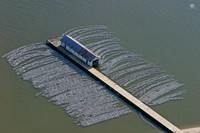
top-left (46, 37), bottom-right (183, 133)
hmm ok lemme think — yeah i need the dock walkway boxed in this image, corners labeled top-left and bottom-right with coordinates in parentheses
top-left (46, 38), bottom-right (183, 133)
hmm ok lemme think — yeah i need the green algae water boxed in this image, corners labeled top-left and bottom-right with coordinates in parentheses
top-left (0, 0), bottom-right (200, 133)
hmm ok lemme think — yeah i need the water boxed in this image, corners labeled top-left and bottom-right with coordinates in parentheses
top-left (2, 25), bottom-right (185, 128)
top-left (0, 0), bottom-right (200, 133)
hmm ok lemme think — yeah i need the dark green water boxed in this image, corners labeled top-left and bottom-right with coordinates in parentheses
top-left (0, 0), bottom-right (200, 133)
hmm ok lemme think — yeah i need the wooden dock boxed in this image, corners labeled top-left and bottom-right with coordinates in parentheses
top-left (46, 37), bottom-right (183, 133)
